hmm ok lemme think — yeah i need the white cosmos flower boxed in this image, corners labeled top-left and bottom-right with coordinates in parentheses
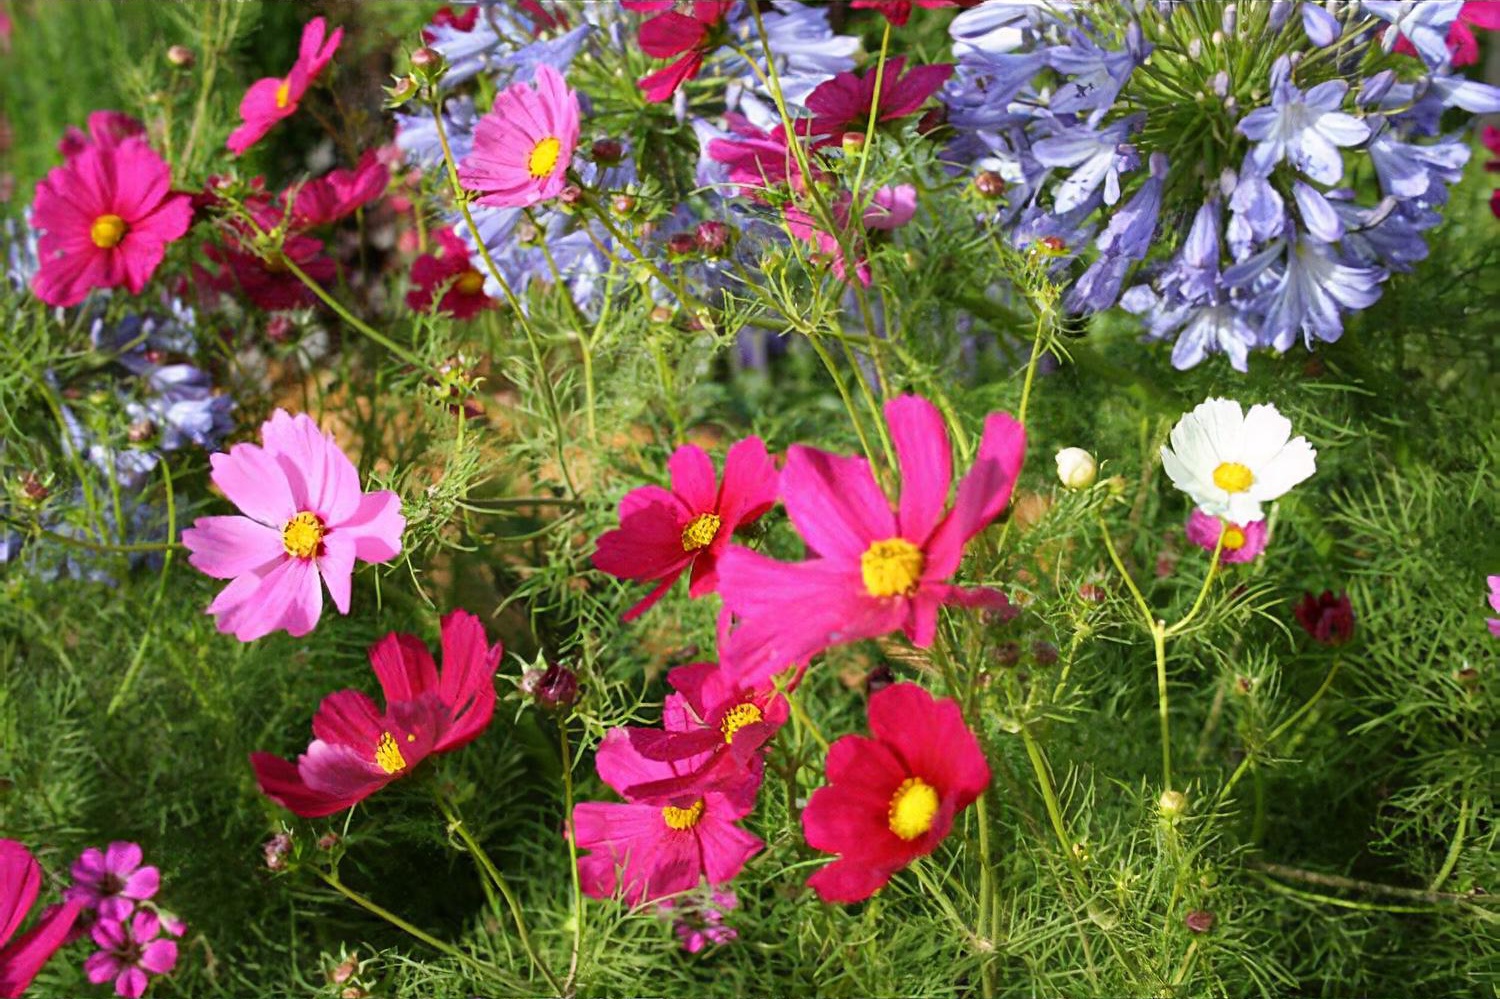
top-left (1160, 398), bottom-right (1316, 523)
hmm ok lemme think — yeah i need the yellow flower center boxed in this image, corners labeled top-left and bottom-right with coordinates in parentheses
top-left (528, 136), bottom-right (562, 179)
top-left (374, 732), bottom-right (407, 775)
top-left (661, 799), bottom-right (705, 831)
top-left (680, 512), bottom-right (721, 552)
top-left (90, 214), bottom-right (127, 249)
top-left (888, 777), bottom-right (939, 841)
top-left (719, 702), bottom-right (762, 744)
top-left (281, 511), bottom-right (325, 559)
top-left (861, 538), bottom-right (925, 598)
top-left (275, 77), bottom-right (293, 109)
top-left (454, 270), bottom-right (485, 296)
top-left (1221, 525), bottom-right (1246, 550)
top-left (1212, 461), bottom-right (1254, 494)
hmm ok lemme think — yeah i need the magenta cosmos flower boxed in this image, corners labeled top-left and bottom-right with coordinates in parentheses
top-left (406, 227), bottom-right (494, 319)
top-left (29, 136), bottom-right (192, 307)
top-left (802, 683), bottom-right (989, 903)
top-left (1485, 575), bottom-right (1498, 637)
top-left (227, 16), bottom-right (343, 155)
top-left (252, 610), bottom-right (500, 817)
top-left (0, 840), bottom-right (85, 999)
top-left (572, 728), bottom-right (762, 906)
top-left (803, 57), bottom-right (954, 146)
top-left (58, 110), bottom-right (145, 161)
top-left (182, 410), bottom-right (404, 642)
top-left (289, 150), bottom-right (389, 227)
top-left (719, 395), bottom-right (1025, 687)
top-left (626, 1), bottom-right (734, 102)
top-left (1184, 509), bottom-right (1267, 564)
top-left (593, 437), bottom-right (778, 622)
top-left (66, 842), bottom-right (159, 922)
top-left (458, 64), bottom-right (580, 209)
top-left (83, 911), bottom-right (178, 999)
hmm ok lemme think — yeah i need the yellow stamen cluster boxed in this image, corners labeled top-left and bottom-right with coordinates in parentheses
top-left (454, 270), bottom-right (486, 296)
top-left (1221, 525), bottom-right (1247, 550)
top-left (528, 136), bottom-right (562, 179)
top-left (719, 702), bottom-right (763, 744)
top-left (90, 214), bottom-right (127, 249)
top-left (1212, 461), bottom-right (1254, 494)
top-left (282, 512), bottom-right (325, 559)
top-left (661, 799), bottom-right (706, 831)
top-left (861, 538), bottom-right (925, 598)
top-left (374, 732), bottom-right (407, 775)
top-left (681, 512), bottom-right (721, 552)
top-left (275, 78), bottom-right (293, 109)
top-left (888, 777), bottom-right (939, 841)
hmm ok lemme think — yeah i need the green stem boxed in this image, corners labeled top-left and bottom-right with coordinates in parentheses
top-left (1152, 620), bottom-right (1172, 791)
top-left (1020, 725), bottom-right (1076, 865)
top-left (1164, 532), bottom-right (1223, 638)
top-left (1429, 795), bottom-right (1470, 893)
top-left (281, 255), bottom-right (428, 371)
top-left (559, 719), bottom-right (585, 991)
top-left (1220, 660), bottom-right (1343, 800)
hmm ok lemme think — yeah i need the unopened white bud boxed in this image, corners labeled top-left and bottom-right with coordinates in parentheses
top-left (1055, 448), bottom-right (1098, 490)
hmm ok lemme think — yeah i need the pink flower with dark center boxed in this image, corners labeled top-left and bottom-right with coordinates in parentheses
top-left (29, 137), bottom-right (192, 307)
top-left (784, 184), bottom-right (917, 286)
top-left (627, 0), bottom-right (734, 102)
top-left (1393, 0), bottom-right (1500, 66)
top-left (289, 150), bottom-right (390, 227)
top-left (593, 437), bottom-right (778, 622)
top-left (719, 395), bottom-right (1025, 687)
top-left (83, 911), bottom-right (178, 999)
top-left (252, 610), bottom-right (501, 817)
top-left (850, 0), bottom-right (976, 27)
top-left (458, 64), bottom-right (580, 209)
top-left (182, 409), bottom-right (404, 642)
top-left (571, 728), bottom-right (762, 906)
top-left (58, 111), bottom-right (146, 161)
top-left (227, 16), bottom-right (343, 155)
top-left (65, 843), bottom-right (159, 923)
top-left (803, 57), bottom-right (954, 146)
top-left (406, 227), bottom-right (494, 319)
top-left (0, 840), bottom-right (85, 999)
top-left (802, 683), bottom-right (989, 903)
top-left (1184, 509), bottom-right (1267, 564)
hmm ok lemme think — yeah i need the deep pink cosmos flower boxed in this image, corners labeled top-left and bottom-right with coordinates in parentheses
top-left (458, 64), bottom-right (579, 209)
top-left (1485, 575), bottom-right (1499, 637)
top-left (850, 0), bottom-right (976, 27)
top-left (622, 651), bottom-right (790, 802)
top-left (1184, 509), bottom-right (1267, 564)
top-left (227, 16), bottom-right (343, 155)
top-left (83, 911), bottom-right (178, 999)
top-left (1393, 0), bottom-right (1500, 66)
top-left (29, 137), bottom-right (192, 307)
top-left (719, 395), bottom-right (1025, 687)
top-left (422, 3), bottom-right (480, 42)
top-left (58, 111), bottom-right (146, 161)
top-left (802, 683), bottom-right (989, 903)
top-left (0, 840), bottom-right (85, 999)
top-left (406, 227), bottom-right (495, 319)
top-left (593, 437), bottom-right (778, 622)
top-left (1484, 126), bottom-right (1500, 220)
top-left (252, 610), bottom-right (501, 817)
top-left (1294, 591), bottom-right (1355, 646)
top-left (571, 728), bottom-right (763, 906)
top-left (707, 114), bottom-right (821, 196)
top-left (803, 57), bottom-right (954, 146)
top-left (65, 842), bottom-right (159, 923)
top-left (784, 184), bottom-right (917, 286)
top-left (199, 197), bottom-right (337, 312)
top-left (289, 151), bottom-right (389, 227)
top-left (182, 409), bottom-right (404, 642)
top-left (627, 0), bottom-right (734, 102)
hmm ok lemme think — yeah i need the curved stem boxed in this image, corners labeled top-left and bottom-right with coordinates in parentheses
top-left (1220, 659), bottom-right (1343, 800)
top-left (1164, 532), bottom-right (1223, 638)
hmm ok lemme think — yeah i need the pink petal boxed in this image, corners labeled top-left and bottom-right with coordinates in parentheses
top-left (924, 412), bottom-right (1026, 580)
top-left (138, 939), bottom-right (177, 975)
top-left (885, 395), bottom-right (952, 546)
top-left (116, 965), bottom-right (148, 998)
top-left (667, 445), bottom-right (718, 513)
top-left (182, 516), bottom-right (284, 580)
top-left (83, 948), bottom-right (123, 985)
top-left (780, 445), bottom-right (895, 561)
top-left (250, 752), bottom-right (359, 819)
top-left (311, 689), bottom-right (384, 750)
top-left (120, 867), bottom-right (159, 901)
top-left (316, 532), bottom-right (356, 615)
top-left (592, 485), bottom-right (692, 582)
top-left (209, 444), bottom-right (297, 527)
top-left (713, 436), bottom-right (779, 536)
top-left (432, 609), bottom-right (499, 753)
top-left (334, 490), bottom-right (404, 564)
top-left (208, 556), bottom-right (319, 642)
top-left (369, 632), bottom-right (438, 706)
top-left (260, 410), bottom-right (362, 523)
top-left (696, 816), bottom-right (762, 885)
top-left (806, 857), bottom-right (894, 903)
top-left (0, 841), bottom-right (40, 945)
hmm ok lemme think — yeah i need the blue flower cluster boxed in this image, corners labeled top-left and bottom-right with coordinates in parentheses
top-left (941, 0), bottom-right (1500, 370)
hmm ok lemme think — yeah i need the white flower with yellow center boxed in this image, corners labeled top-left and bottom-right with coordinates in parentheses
top-left (1160, 398), bottom-right (1316, 523)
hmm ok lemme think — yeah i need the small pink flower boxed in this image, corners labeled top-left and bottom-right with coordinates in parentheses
top-left (66, 842), bottom-right (159, 923)
top-left (707, 114), bottom-right (820, 196)
top-left (182, 409), bottom-right (404, 642)
top-left (0, 840), bottom-right (86, 999)
top-left (289, 150), bottom-right (389, 227)
top-left (720, 395), bottom-right (1025, 687)
top-left (1184, 509), bottom-right (1267, 564)
top-left (593, 437), bottom-right (779, 622)
top-left (458, 64), bottom-right (580, 209)
top-left (227, 17), bottom-right (343, 155)
top-left (29, 137), bottom-right (192, 307)
top-left (1486, 575), bottom-right (1499, 637)
top-left (406, 227), bottom-right (494, 319)
top-left (83, 911), bottom-right (178, 999)
top-left (803, 57), bottom-right (954, 146)
top-left (784, 184), bottom-right (917, 286)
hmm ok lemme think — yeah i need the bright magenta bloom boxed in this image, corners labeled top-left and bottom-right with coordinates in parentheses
top-left (458, 64), bottom-right (580, 209)
top-left (58, 111), bottom-right (145, 161)
top-left (593, 437), bottom-right (778, 622)
top-left (627, 1), bottom-right (734, 102)
top-left (801, 683), bottom-right (989, 903)
top-left (182, 410), bottom-right (404, 642)
top-left (572, 728), bottom-right (762, 906)
top-left (406, 227), bottom-right (494, 319)
top-left (30, 136), bottom-right (192, 307)
top-left (66, 842), bottom-right (159, 922)
top-left (227, 17), bottom-right (342, 155)
top-left (83, 911), bottom-right (178, 999)
top-left (0, 840), bottom-right (85, 999)
top-left (850, 0), bottom-right (974, 26)
top-left (289, 150), bottom-right (389, 227)
top-left (803, 57), bottom-right (954, 146)
top-left (251, 610), bottom-right (501, 817)
top-left (708, 114), bottom-right (821, 196)
top-left (1486, 575), bottom-right (1499, 637)
top-left (720, 396), bottom-right (1024, 687)
top-left (1184, 509), bottom-right (1267, 564)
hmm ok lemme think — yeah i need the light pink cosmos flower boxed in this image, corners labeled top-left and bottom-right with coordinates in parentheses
top-left (458, 64), bottom-right (580, 209)
top-left (1487, 575), bottom-right (1499, 637)
top-left (784, 184), bottom-right (917, 286)
top-left (227, 17), bottom-right (343, 155)
top-left (66, 842), bottom-right (159, 923)
top-left (1184, 509), bottom-right (1267, 564)
top-left (30, 137), bottom-right (192, 307)
top-left (83, 911), bottom-right (178, 999)
top-left (719, 395), bottom-right (1025, 687)
top-left (182, 410), bottom-right (404, 642)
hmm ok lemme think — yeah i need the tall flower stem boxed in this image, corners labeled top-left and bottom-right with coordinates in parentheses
top-left (280, 255), bottom-right (429, 372)
top-left (436, 797), bottom-right (563, 995)
top-left (558, 718), bottom-right (585, 991)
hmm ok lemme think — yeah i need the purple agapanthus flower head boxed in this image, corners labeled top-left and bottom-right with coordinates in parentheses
top-left (1237, 57), bottom-right (1370, 185)
top-left (67, 842), bottom-right (160, 922)
top-left (1032, 116), bottom-right (1142, 211)
top-left (83, 910), bottom-right (180, 999)
top-left (1225, 234), bottom-right (1384, 353)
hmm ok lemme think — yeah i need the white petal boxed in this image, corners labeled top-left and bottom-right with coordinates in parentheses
top-left (1238, 403), bottom-right (1294, 469)
top-left (1226, 493), bottom-right (1265, 524)
top-left (1249, 437), bottom-right (1318, 501)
